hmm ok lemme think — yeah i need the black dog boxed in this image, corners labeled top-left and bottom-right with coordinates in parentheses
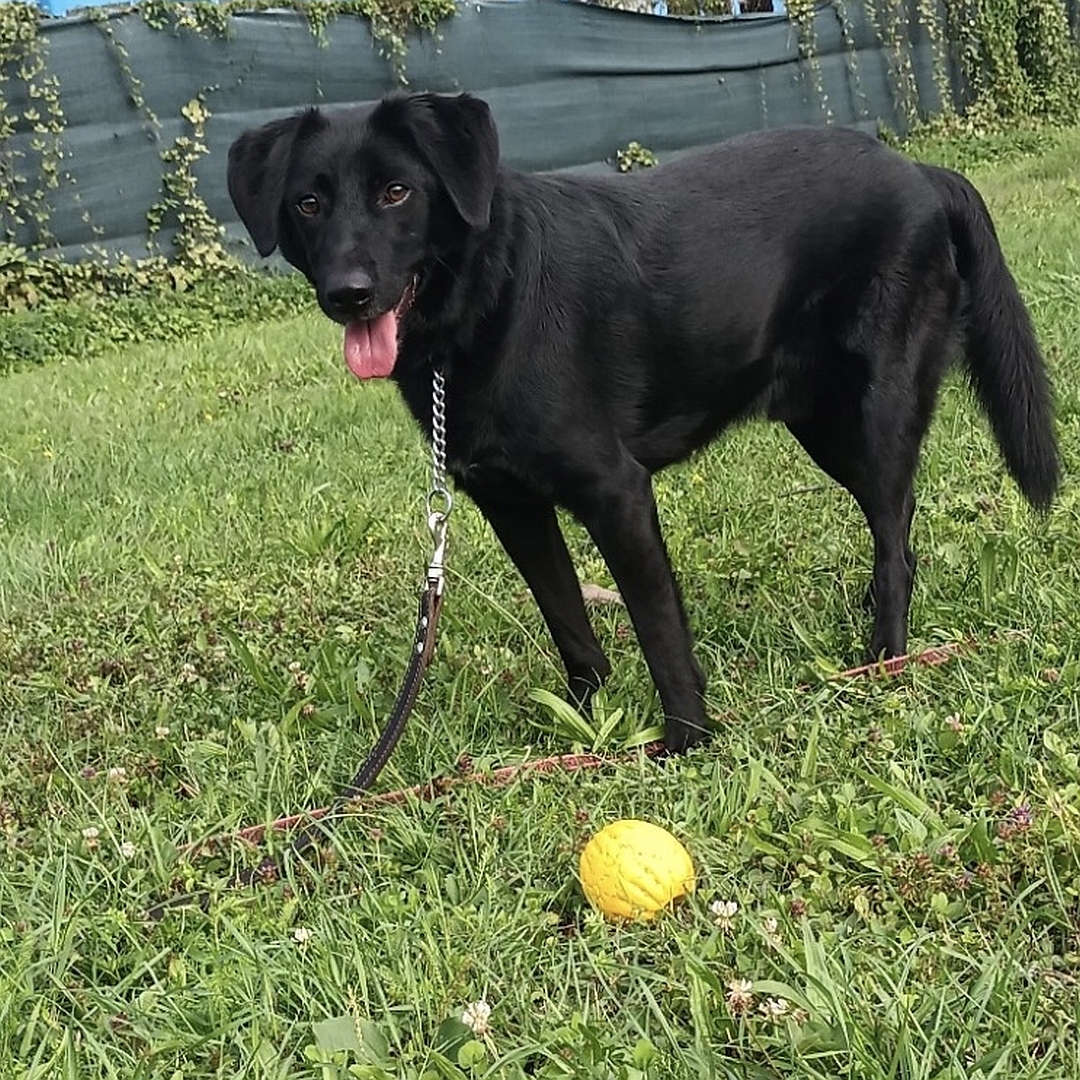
top-left (228, 92), bottom-right (1058, 753)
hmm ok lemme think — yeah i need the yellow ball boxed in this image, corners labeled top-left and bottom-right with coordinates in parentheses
top-left (579, 819), bottom-right (696, 922)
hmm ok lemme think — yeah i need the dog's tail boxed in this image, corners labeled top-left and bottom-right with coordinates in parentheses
top-left (922, 164), bottom-right (1059, 511)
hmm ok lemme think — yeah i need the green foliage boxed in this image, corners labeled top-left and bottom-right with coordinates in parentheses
top-left (0, 1), bottom-right (65, 249)
top-left (149, 94), bottom-right (232, 270)
top-left (0, 252), bottom-right (310, 372)
top-left (528, 687), bottom-right (664, 751)
top-left (615, 141), bottom-right (659, 172)
top-left (946, 0), bottom-right (1080, 125)
top-left (789, 0), bottom-right (834, 121)
top-left (661, 0), bottom-right (734, 16)
top-left (132, 0), bottom-right (456, 69)
top-left (849, 0), bottom-right (1080, 138)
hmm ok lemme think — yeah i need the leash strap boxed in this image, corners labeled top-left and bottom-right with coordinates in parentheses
top-left (142, 369), bottom-right (451, 921)
top-left (142, 581), bottom-right (444, 920)
top-left (343, 582), bottom-right (443, 797)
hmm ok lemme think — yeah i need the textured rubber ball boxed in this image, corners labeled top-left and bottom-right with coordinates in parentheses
top-left (579, 819), bottom-right (696, 921)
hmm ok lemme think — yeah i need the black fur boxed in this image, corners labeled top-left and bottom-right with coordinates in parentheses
top-left (228, 92), bottom-right (1059, 754)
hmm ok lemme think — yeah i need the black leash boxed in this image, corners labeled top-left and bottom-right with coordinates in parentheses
top-left (142, 369), bottom-right (452, 921)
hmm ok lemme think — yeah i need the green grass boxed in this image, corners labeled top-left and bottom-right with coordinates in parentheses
top-left (3, 126), bottom-right (1080, 1079)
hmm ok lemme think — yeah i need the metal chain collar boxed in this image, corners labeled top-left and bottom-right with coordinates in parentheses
top-left (425, 366), bottom-right (451, 592)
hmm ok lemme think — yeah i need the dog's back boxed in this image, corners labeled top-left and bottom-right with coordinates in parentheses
top-left (489, 128), bottom-right (958, 461)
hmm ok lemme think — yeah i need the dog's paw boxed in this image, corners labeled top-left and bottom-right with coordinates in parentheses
top-left (566, 676), bottom-right (600, 718)
top-left (662, 719), bottom-right (711, 755)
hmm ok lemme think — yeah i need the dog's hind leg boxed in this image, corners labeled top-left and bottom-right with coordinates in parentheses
top-left (466, 486), bottom-right (612, 714)
top-left (786, 260), bottom-right (957, 661)
top-left (787, 378), bottom-right (924, 662)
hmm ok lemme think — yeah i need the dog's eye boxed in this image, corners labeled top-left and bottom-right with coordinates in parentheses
top-left (296, 195), bottom-right (320, 217)
top-left (383, 183), bottom-right (410, 206)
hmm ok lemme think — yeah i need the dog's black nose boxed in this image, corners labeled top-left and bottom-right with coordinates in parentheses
top-left (325, 277), bottom-right (374, 318)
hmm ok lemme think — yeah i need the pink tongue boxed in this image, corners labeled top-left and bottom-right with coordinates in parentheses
top-left (344, 310), bottom-right (399, 379)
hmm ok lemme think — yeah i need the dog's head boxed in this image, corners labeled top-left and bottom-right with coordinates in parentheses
top-left (227, 92), bottom-right (499, 378)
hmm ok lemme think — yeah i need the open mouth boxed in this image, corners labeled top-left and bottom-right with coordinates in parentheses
top-left (342, 277), bottom-right (417, 380)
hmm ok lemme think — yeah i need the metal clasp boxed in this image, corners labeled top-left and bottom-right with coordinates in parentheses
top-left (427, 506), bottom-right (450, 593)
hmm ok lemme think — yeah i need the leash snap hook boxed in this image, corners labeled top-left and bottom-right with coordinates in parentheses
top-left (426, 506), bottom-right (450, 591)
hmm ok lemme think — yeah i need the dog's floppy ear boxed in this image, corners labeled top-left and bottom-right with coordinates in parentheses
top-left (380, 92), bottom-right (500, 229)
top-left (227, 111), bottom-right (315, 257)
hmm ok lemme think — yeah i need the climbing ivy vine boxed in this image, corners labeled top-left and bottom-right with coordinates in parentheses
top-left (0, 1), bottom-right (65, 253)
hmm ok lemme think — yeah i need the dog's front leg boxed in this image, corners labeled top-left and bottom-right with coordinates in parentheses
top-left (466, 485), bottom-right (612, 714)
top-left (565, 456), bottom-right (710, 754)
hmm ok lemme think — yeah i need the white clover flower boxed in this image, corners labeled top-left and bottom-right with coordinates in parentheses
top-left (762, 915), bottom-right (782, 948)
top-left (462, 1000), bottom-right (492, 1036)
top-left (120, 841), bottom-right (137, 859)
top-left (82, 826), bottom-right (100, 841)
top-left (107, 766), bottom-right (127, 783)
top-left (154, 725), bottom-right (171, 739)
top-left (710, 899), bottom-right (738, 931)
top-left (292, 927), bottom-right (313, 944)
top-left (759, 997), bottom-right (790, 1022)
top-left (725, 979), bottom-right (754, 1015)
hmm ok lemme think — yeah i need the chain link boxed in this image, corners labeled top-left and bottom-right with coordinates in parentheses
top-left (429, 366), bottom-right (450, 510)
top-left (426, 366), bottom-right (451, 590)
top-left (427, 367), bottom-right (453, 521)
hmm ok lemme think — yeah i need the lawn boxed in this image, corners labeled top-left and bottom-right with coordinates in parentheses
top-left (2, 125), bottom-right (1080, 1079)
